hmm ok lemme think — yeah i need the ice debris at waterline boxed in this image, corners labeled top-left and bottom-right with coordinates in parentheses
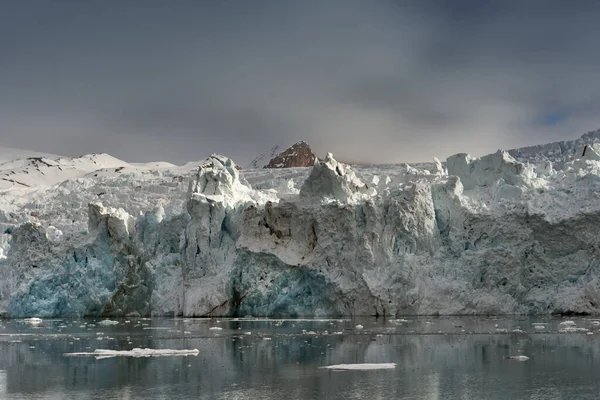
top-left (4, 130), bottom-right (600, 317)
top-left (504, 355), bottom-right (529, 361)
top-left (63, 348), bottom-right (200, 359)
top-left (98, 319), bottom-right (119, 326)
top-left (320, 363), bottom-right (397, 370)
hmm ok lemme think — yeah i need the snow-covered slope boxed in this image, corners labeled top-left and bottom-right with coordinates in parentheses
top-left (247, 145), bottom-right (281, 169)
top-left (0, 148), bottom-right (61, 163)
top-left (2, 129), bottom-right (600, 317)
top-left (508, 130), bottom-right (600, 167)
top-left (0, 153), bottom-right (132, 189)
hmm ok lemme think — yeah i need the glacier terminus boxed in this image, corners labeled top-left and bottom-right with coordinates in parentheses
top-left (2, 131), bottom-right (600, 318)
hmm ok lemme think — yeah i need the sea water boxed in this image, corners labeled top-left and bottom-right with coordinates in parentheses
top-left (0, 316), bottom-right (599, 399)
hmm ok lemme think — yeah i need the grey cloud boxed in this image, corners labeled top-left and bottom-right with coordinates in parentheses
top-left (1, 1), bottom-right (600, 165)
top-left (113, 103), bottom-right (284, 140)
top-left (107, 101), bottom-right (302, 162)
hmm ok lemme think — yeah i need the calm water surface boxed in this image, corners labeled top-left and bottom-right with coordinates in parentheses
top-left (1, 316), bottom-right (599, 399)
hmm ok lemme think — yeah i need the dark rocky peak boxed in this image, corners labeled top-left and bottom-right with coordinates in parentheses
top-left (265, 141), bottom-right (316, 168)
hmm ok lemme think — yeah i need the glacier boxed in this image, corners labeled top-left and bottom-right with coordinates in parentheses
top-left (2, 130), bottom-right (600, 317)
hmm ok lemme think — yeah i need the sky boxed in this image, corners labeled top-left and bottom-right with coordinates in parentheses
top-left (1, 0), bottom-right (600, 166)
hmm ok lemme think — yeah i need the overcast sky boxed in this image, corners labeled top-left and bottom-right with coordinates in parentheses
top-left (2, 1), bottom-right (600, 165)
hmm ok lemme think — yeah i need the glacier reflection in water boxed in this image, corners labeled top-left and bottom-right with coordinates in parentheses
top-left (0, 316), bottom-right (599, 399)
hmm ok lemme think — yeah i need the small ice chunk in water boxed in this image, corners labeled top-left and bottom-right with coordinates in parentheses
top-left (24, 318), bottom-right (42, 325)
top-left (559, 321), bottom-right (576, 327)
top-left (355, 325), bottom-right (364, 330)
top-left (98, 320), bottom-right (119, 326)
top-left (209, 327), bottom-right (223, 331)
top-left (320, 363), bottom-right (396, 370)
top-left (560, 327), bottom-right (589, 333)
top-left (505, 355), bottom-right (529, 361)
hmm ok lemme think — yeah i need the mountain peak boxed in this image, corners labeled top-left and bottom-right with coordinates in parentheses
top-left (265, 141), bottom-right (316, 168)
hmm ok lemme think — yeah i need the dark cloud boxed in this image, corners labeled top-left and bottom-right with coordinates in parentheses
top-left (1, 1), bottom-right (600, 165)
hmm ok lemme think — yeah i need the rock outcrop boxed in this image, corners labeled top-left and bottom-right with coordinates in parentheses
top-left (265, 141), bottom-right (317, 169)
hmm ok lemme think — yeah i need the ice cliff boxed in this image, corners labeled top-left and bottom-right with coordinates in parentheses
top-left (2, 130), bottom-right (600, 317)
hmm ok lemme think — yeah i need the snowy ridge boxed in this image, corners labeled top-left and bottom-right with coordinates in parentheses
top-left (508, 128), bottom-right (600, 166)
top-left (0, 148), bottom-right (61, 163)
top-left (2, 130), bottom-right (600, 317)
top-left (0, 152), bottom-right (196, 190)
top-left (247, 145), bottom-right (280, 169)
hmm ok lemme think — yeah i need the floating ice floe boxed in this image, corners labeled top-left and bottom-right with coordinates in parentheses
top-left (320, 363), bottom-right (397, 370)
top-left (209, 327), bottom-right (223, 331)
top-left (98, 320), bottom-right (119, 326)
top-left (63, 348), bottom-right (199, 359)
top-left (559, 327), bottom-right (589, 333)
top-left (24, 318), bottom-right (43, 325)
top-left (559, 321), bottom-right (576, 327)
top-left (505, 355), bottom-right (529, 361)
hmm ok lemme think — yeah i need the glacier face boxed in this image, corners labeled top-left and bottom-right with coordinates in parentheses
top-left (2, 131), bottom-right (600, 317)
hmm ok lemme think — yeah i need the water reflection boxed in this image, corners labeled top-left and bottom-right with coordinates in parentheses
top-left (0, 316), bottom-right (598, 399)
